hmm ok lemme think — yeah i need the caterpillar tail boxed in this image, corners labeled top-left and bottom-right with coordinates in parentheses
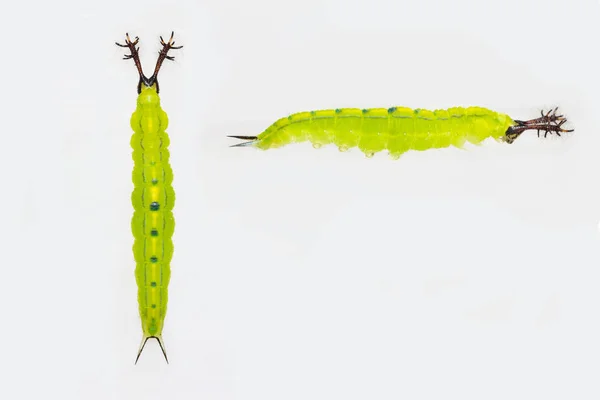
top-left (135, 335), bottom-right (168, 365)
top-left (228, 135), bottom-right (259, 147)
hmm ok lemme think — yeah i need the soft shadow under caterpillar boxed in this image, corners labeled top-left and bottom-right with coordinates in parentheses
top-left (229, 106), bottom-right (573, 159)
top-left (117, 31), bottom-right (182, 364)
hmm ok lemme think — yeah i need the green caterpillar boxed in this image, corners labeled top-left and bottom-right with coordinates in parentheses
top-left (229, 106), bottom-right (573, 159)
top-left (117, 32), bottom-right (182, 364)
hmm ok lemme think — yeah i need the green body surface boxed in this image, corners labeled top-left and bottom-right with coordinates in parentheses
top-left (130, 86), bottom-right (174, 342)
top-left (254, 106), bottom-right (515, 159)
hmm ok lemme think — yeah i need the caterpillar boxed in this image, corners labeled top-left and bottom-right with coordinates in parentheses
top-left (116, 32), bottom-right (182, 364)
top-left (229, 106), bottom-right (573, 159)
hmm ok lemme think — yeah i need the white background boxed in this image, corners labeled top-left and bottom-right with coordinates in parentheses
top-left (2, 0), bottom-right (600, 399)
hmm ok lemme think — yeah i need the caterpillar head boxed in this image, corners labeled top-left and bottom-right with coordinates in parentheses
top-left (116, 31), bottom-right (182, 95)
top-left (503, 107), bottom-right (573, 144)
top-left (137, 85), bottom-right (160, 107)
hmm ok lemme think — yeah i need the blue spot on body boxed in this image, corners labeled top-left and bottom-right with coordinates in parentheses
top-left (150, 282), bottom-right (157, 287)
top-left (335, 108), bottom-right (342, 114)
top-left (362, 109), bottom-right (369, 114)
top-left (150, 256), bottom-right (158, 263)
top-left (150, 202), bottom-right (160, 211)
top-left (151, 178), bottom-right (158, 185)
top-left (150, 229), bottom-right (159, 237)
top-left (388, 107), bottom-right (397, 113)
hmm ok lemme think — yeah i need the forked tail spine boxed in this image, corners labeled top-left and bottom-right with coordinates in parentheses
top-left (135, 335), bottom-right (168, 365)
top-left (228, 135), bottom-right (259, 147)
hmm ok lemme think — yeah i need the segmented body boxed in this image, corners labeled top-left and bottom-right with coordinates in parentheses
top-left (253, 106), bottom-right (515, 159)
top-left (130, 86), bottom-right (174, 341)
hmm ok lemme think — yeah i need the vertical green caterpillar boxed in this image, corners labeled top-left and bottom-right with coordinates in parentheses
top-left (117, 32), bottom-right (182, 364)
top-left (229, 106), bottom-right (573, 158)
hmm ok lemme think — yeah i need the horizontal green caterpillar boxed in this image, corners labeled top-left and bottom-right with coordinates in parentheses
top-left (229, 106), bottom-right (573, 159)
